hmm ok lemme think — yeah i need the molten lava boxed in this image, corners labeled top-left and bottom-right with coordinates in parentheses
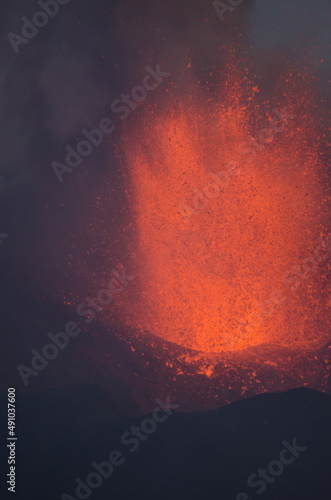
top-left (118, 59), bottom-right (330, 357)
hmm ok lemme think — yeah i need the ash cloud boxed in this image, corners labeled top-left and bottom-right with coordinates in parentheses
top-left (0, 0), bottom-right (329, 336)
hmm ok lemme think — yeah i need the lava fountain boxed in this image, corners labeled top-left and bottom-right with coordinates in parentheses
top-left (62, 54), bottom-right (331, 412)
top-left (116, 56), bottom-right (330, 371)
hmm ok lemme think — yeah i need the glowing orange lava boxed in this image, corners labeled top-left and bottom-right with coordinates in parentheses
top-left (118, 57), bottom-right (330, 356)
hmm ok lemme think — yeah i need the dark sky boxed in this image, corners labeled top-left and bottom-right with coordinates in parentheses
top-left (0, 0), bottom-right (330, 393)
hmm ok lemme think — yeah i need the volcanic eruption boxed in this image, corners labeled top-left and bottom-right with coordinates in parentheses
top-left (108, 52), bottom-right (331, 388)
top-left (61, 50), bottom-right (330, 412)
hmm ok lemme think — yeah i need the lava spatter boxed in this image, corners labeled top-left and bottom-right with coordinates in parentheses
top-left (117, 55), bottom-right (330, 357)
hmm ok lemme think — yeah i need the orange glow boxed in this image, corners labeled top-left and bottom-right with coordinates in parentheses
top-left (118, 56), bottom-right (330, 357)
